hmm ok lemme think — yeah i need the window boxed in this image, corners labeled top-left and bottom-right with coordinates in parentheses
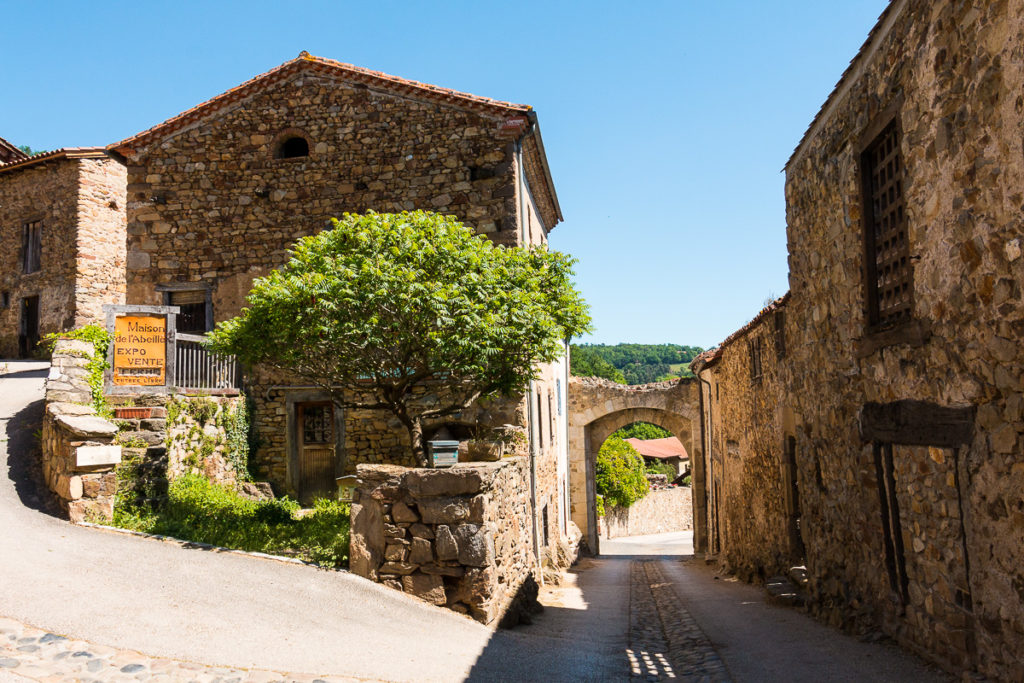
top-left (275, 135), bottom-right (309, 159)
top-left (748, 337), bottom-right (763, 382)
top-left (1, 292), bottom-right (8, 309)
top-left (22, 220), bottom-right (41, 273)
top-left (862, 119), bottom-right (911, 329)
top-left (168, 289), bottom-right (210, 333)
top-left (548, 392), bottom-right (556, 445)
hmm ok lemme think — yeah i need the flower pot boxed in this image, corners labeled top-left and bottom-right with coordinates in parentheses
top-left (466, 440), bottom-right (504, 462)
top-left (114, 406), bottom-right (152, 419)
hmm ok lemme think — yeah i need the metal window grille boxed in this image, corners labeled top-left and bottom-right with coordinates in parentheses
top-left (22, 220), bottom-right (41, 273)
top-left (863, 120), bottom-right (911, 328)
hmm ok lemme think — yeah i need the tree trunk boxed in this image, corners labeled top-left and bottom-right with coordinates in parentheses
top-left (409, 418), bottom-right (427, 467)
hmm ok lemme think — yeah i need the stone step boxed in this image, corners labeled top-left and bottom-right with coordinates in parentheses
top-left (765, 575), bottom-right (804, 607)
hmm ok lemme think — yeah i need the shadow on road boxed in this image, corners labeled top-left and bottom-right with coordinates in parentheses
top-left (4, 398), bottom-right (63, 518)
top-left (0, 367), bottom-right (50, 380)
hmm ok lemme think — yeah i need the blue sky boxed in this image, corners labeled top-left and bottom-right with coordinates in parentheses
top-left (0, 1), bottom-right (889, 348)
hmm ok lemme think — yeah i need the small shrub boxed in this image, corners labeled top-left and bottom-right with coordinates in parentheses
top-left (595, 436), bottom-right (649, 509)
top-left (43, 324), bottom-right (112, 417)
top-left (112, 474), bottom-right (349, 568)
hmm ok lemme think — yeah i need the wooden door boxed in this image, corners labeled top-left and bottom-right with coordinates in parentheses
top-left (297, 402), bottom-right (336, 505)
top-left (19, 296), bottom-right (39, 358)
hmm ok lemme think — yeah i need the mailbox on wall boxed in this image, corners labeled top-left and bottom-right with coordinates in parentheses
top-left (427, 440), bottom-right (459, 468)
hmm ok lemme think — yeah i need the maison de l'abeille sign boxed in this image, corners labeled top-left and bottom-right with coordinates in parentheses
top-left (112, 316), bottom-right (167, 386)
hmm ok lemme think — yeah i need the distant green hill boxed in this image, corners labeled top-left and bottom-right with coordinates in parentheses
top-left (570, 343), bottom-right (703, 385)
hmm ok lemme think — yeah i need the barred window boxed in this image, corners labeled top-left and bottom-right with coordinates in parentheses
top-left (22, 220), bottom-right (41, 273)
top-left (862, 120), bottom-right (911, 328)
top-left (168, 289), bottom-right (210, 333)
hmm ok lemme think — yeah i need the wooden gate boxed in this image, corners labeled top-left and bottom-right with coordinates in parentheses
top-left (297, 402), bottom-right (336, 505)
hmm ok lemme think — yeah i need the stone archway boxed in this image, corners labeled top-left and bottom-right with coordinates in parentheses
top-left (568, 377), bottom-right (703, 554)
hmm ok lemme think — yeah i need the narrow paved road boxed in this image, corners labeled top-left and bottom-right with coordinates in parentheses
top-left (1, 361), bottom-right (951, 681)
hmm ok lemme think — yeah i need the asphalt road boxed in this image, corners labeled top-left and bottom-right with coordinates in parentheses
top-left (0, 360), bottom-right (627, 682)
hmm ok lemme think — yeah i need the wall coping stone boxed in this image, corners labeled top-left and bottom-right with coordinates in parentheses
top-left (54, 414), bottom-right (119, 438)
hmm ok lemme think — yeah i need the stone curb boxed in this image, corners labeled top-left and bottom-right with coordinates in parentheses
top-left (78, 521), bottom-right (344, 572)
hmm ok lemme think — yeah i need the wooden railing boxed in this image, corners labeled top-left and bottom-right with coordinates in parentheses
top-left (175, 334), bottom-right (241, 392)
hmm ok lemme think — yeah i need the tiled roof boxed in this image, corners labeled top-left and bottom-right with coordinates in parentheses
top-left (785, 0), bottom-right (905, 170)
top-left (0, 135), bottom-right (28, 163)
top-left (690, 292), bottom-right (791, 371)
top-left (625, 437), bottom-right (688, 461)
top-left (110, 52), bottom-right (533, 156)
top-left (0, 147), bottom-right (109, 176)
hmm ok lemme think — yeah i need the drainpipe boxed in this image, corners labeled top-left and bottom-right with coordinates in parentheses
top-left (527, 379), bottom-right (542, 578)
top-left (697, 366), bottom-right (715, 556)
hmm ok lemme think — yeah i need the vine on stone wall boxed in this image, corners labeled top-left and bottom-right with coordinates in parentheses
top-left (43, 324), bottom-right (112, 417)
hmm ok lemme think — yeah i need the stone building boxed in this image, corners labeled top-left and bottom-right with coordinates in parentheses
top-left (107, 53), bottom-right (574, 565)
top-left (694, 1), bottom-right (1024, 677)
top-left (0, 148), bottom-right (126, 357)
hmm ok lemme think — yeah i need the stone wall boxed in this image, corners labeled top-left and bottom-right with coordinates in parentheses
top-left (602, 486), bottom-right (692, 539)
top-left (693, 298), bottom-right (798, 582)
top-left (41, 339), bottom-right (121, 521)
top-left (695, 1), bottom-right (1024, 678)
top-left (164, 395), bottom-right (247, 487)
top-left (73, 158), bottom-right (127, 327)
top-left (350, 459), bottom-right (539, 626)
top-left (247, 368), bottom-right (524, 497)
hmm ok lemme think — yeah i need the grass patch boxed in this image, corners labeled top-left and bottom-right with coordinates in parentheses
top-left (112, 474), bottom-right (349, 568)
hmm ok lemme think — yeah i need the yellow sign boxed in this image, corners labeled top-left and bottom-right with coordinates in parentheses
top-left (112, 316), bottom-right (167, 386)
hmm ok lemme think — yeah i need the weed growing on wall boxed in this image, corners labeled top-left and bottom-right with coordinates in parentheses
top-left (43, 324), bottom-right (112, 417)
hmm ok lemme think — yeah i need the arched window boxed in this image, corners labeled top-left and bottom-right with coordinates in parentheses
top-left (275, 135), bottom-right (309, 159)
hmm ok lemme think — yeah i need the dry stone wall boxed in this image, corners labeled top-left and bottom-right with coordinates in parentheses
top-left (350, 459), bottom-right (539, 626)
top-left (602, 486), bottom-right (692, 539)
top-left (41, 339), bottom-right (121, 522)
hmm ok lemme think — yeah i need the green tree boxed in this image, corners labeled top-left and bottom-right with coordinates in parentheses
top-left (209, 210), bottom-right (591, 465)
top-left (570, 346), bottom-right (625, 383)
top-left (595, 436), bottom-right (649, 508)
top-left (17, 145), bottom-right (44, 156)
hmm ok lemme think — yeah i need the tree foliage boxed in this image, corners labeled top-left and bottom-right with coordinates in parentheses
top-left (570, 343), bottom-right (703, 384)
top-left (612, 421), bottom-right (672, 440)
top-left (208, 211), bottom-right (591, 464)
top-left (595, 436), bottom-right (649, 508)
top-left (570, 346), bottom-right (625, 383)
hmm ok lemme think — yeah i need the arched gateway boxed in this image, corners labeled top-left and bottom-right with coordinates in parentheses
top-left (568, 376), bottom-right (704, 554)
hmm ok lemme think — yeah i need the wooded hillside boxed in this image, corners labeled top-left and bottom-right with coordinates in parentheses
top-left (570, 343), bottom-right (703, 384)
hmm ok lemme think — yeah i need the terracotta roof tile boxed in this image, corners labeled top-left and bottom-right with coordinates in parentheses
top-left (690, 292), bottom-right (791, 372)
top-left (111, 52), bottom-right (532, 156)
top-left (0, 135), bottom-right (28, 163)
top-left (625, 437), bottom-right (688, 460)
top-left (0, 147), bottom-right (109, 176)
